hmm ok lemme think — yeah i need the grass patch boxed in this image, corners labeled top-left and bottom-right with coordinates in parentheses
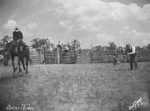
top-left (0, 62), bottom-right (149, 111)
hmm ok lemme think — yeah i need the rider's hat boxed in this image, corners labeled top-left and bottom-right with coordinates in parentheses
top-left (126, 43), bottom-right (130, 46)
top-left (15, 26), bottom-right (19, 31)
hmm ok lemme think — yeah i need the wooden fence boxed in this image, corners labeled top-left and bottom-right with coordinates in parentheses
top-left (29, 47), bottom-right (150, 64)
top-left (91, 51), bottom-right (126, 63)
top-left (76, 50), bottom-right (91, 64)
top-left (29, 46), bottom-right (82, 64)
top-left (45, 50), bottom-right (81, 64)
top-left (91, 50), bottom-right (150, 63)
top-left (30, 48), bottom-right (44, 64)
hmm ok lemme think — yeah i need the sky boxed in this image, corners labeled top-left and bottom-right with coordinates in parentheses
top-left (0, 0), bottom-right (150, 48)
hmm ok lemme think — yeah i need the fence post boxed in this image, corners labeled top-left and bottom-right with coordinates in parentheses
top-left (61, 49), bottom-right (64, 64)
top-left (43, 46), bottom-right (47, 63)
top-left (75, 50), bottom-right (78, 64)
top-left (60, 48), bottom-right (62, 64)
top-left (56, 49), bottom-right (59, 64)
top-left (90, 50), bottom-right (92, 63)
top-left (54, 49), bottom-right (57, 64)
top-left (57, 45), bottom-right (61, 64)
top-left (73, 46), bottom-right (76, 64)
top-left (38, 48), bottom-right (41, 64)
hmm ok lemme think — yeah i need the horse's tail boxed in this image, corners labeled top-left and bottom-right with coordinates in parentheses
top-left (29, 58), bottom-right (33, 64)
top-left (27, 46), bottom-right (33, 65)
top-left (25, 46), bottom-right (32, 64)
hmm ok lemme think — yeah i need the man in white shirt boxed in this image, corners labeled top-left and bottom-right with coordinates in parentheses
top-left (126, 43), bottom-right (138, 70)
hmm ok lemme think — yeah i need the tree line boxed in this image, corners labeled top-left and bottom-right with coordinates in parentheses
top-left (0, 35), bottom-right (150, 53)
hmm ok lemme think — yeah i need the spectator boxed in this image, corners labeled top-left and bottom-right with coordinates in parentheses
top-left (126, 43), bottom-right (138, 70)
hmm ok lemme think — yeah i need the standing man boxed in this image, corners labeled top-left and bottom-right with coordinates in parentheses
top-left (57, 41), bottom-right (62, 64)
top-left (126, 43), bottom-right (138, 70)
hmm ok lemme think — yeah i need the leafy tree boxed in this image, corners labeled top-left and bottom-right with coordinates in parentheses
top-left (31, 38), bottom-right (43, 48)
top-left (136, 46), bottom-right (140, 52)
top-left (0, 41), bottom-right (3, 53)
top-left (0, 41), bottom-right (3, 47)
top-left (31, 38), bottom-right (54, 49)
top-left (2, 35), bottom-right (12, 44)
top-left (147, 43), bottom-right (150, 50)
top-left (0, 35), bottom-right (12, 51)
top-left (108, 42), bottom-right (116, 51)
top-left (71, 39), bottom-right (80, 51)
top-left (31, 38), bottom-right (55, 54)
top-left (92, 45), bottom-right (102, 51)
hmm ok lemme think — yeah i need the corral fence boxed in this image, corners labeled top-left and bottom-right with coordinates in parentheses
top-left (45, 50), bottom-right (81, 64)
top-left (30, 46), bottom-right (82, 64)
top-left (91, 49), bottom-right (150, 63)
top-left (91, 50), bottom-right (128, 63)
top-left (30, 48), bottom-right (44, 64)
top-left (30, 47), bottom-right (150, 64)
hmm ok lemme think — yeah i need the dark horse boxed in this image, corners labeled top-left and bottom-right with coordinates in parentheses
top-left (3, 41), bottom-right (30, 74)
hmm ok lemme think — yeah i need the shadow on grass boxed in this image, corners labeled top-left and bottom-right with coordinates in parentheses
top-left (0, 73), bottom-right (31, 111)
top-left (0, 73), bottom-right (27, 83)
top-left (114, 69), bottom-right (130, 71)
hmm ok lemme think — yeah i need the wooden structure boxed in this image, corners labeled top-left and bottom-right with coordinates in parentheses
top-left (45, 48), bottom-right (81, 64)
top-left (29, 46), bottom-right (150, 64)
top-left (91, 49), bottom-right (150, 63)
top-left (76, 50), bottom-right (91, 64)
top-left (30, 48), bottom-right (44, 64)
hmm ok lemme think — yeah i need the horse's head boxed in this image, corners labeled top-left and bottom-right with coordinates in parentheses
top-left (3, 42), bottom-right (11, 66)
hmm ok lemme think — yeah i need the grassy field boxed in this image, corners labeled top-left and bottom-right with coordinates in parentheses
top-left (0, 62), bottom-right (150, 111)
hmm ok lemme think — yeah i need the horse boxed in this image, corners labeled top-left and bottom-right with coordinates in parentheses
top-left (3, 41), bottom-right (30, 74)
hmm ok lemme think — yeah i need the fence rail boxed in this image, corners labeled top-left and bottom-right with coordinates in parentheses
top-left (29, 47), bottom-right (150, 64)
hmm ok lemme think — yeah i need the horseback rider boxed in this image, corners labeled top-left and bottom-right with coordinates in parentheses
top-left (6, 26), bottom-right (24, 54)
top-left (13, 26), bottom-right (23, 43)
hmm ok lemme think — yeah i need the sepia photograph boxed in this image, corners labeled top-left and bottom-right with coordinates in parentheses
top-left (0, 0), bottom-right (150, 111)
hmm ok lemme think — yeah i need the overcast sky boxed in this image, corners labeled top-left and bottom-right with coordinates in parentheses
top-left (0, 0), bottom-right (150, 48)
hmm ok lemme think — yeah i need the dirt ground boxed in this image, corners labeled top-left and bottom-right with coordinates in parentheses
top-left (0, 62), bottom-right (150, 111)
